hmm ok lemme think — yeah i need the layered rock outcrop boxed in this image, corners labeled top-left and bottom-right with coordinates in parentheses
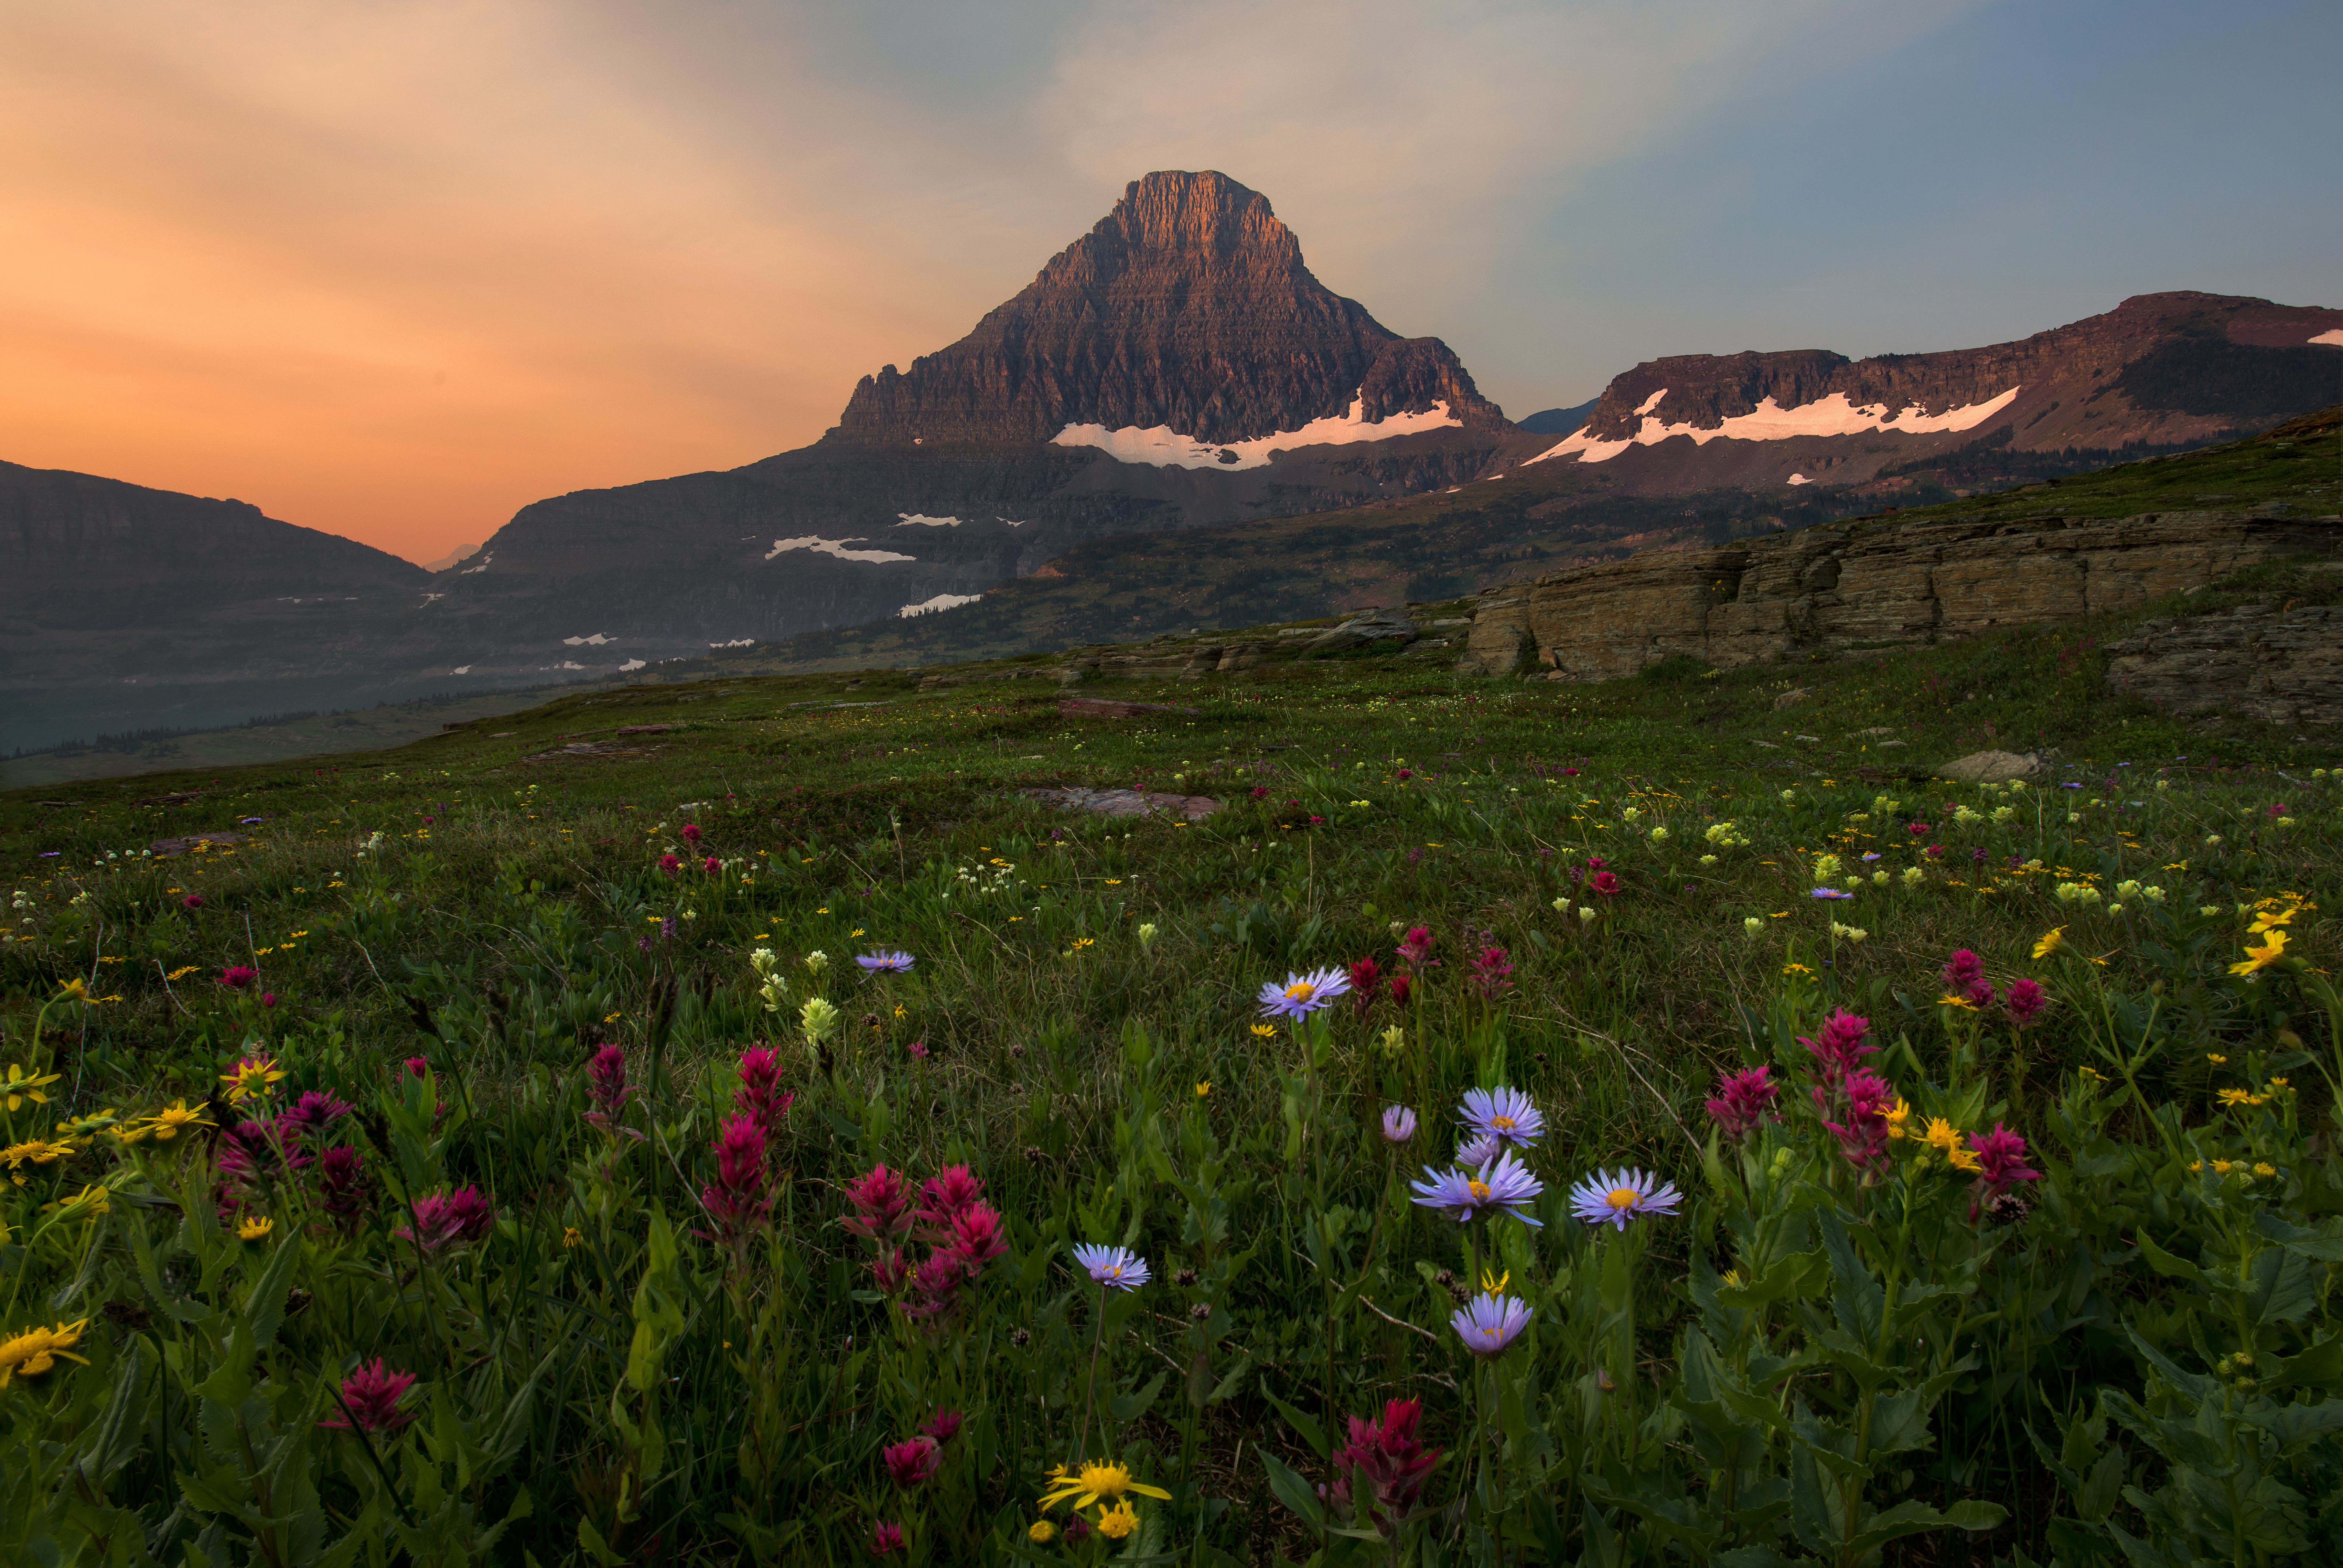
top-left (1455, 511), bottom-right (2341, 680)
top-left (2107, 593), bottom-right (2343, 726)
top-left (829, 171), bottom-right (1505, 448)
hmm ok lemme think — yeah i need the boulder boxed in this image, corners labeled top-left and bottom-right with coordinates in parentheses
top-left (1024, 786), bottom-right (1219, 822)
top-left (1937, 750), bottom-right (2041, 784)
top-left (1772, 688), bottom-right (1812, 709)
top-left (1303, 610), bottom-right (1417, 654)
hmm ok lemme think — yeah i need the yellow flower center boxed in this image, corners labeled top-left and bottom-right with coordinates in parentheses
top-left (1285, 981), bottom-right (1316, 1002)
top-left (1606, 1188), bottom-right (1641, 1211)
top-left (1491, 1115), bottom-right (1515, 1130)
top-left (1467, 1180), bottom-right (1491, 1202)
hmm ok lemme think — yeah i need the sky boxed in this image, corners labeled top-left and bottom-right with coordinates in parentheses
top-left (3, 0), bottom-right (2337, 566)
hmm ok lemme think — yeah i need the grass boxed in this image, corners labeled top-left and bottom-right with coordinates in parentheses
top-left (1, 547), bottom-right (2340, 1563)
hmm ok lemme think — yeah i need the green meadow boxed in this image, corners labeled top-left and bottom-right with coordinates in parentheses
top-left (2, 550), bottom-right (2340, 1564)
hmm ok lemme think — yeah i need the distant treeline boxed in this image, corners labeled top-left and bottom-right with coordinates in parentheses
top-left (1873, 424), bottom-right (2240, 486)
top-left (10, 689), bottom-right (503, 760)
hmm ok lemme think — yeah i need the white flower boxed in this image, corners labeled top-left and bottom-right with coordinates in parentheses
top-left (805, 950), bottom-right (830, 974)
top-left (1551, 897), bottom-right (1568, 913)
top-left (1137, 923), bottom-right (1159, 947)
top-left (1621, 806), bottom-right (1641, 822)
top-left (1812, 854), bottom-right (1841, 880)
top-left (1577, 906), bottom-right (1596, 923)
top-left (1743, 916), bottom-right (1763, 936)
top-left (1872, 870), bottom-right (1890, 885)
top-left (2107, 904), bottom-right (2125, 916)
top-left (2205, 835), bottom-right (2223, 847)
top-left (1901, 867), bottom-right (1926, 888)
top-left (1699, 853), bottom-right (1719, 866)
top-left (1992, 806), bottom-right (2018, 824)
top-left (1830, 923), bottom-right (1867, 942)
top-left (1650, 826), bottom-right (1669, 842)
top-left (2054, 882), bottom-right (2102, 905)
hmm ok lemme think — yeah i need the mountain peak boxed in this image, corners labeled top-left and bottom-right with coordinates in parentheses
top-left (828, 171), bottom-right (1502, 449)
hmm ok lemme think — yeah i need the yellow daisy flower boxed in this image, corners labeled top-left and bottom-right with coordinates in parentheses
top-left (1038, 1461), bottom-right (1173, 1513)
top-left (0, 1319), bottom-right (91, 1387)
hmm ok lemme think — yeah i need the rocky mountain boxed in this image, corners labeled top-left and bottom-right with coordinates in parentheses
top-left (1525, 292), bottom-right (2343, 493)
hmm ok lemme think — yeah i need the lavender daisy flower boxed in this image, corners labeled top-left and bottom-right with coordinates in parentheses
top-left (1409, 1150), bottom-right (1544, 1227)
top-left (1451, 1292), bottom-right (1533, 1357)
top-left (1070, 1243), bottom-right (1150, 1291)
top-left (1455, 1132), bottom-right (1502, 1170)
top-left (1567, 1168), bottom-right (1684, 1231)
top-left (1459, 1086), bottom-right (1544, 1149)
top-left (1256, 966), bottom-right (1353, 1019)
top-left (857, 950), bottom-right (915, 974)
top-left (1381, 1105), bottom-right (1418, 1144)
top-left (1810, 888), bottom-right (1855, 901)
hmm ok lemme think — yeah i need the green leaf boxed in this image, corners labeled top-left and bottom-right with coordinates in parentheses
top-left (76, 1338), bottom-right (151, 1485)
top-left (2245, 1245), bottom-right (2318, 1327)
top-left (2243, 1396), bottom-right (2343, 1454)
top-left (1715, 1250), bottom-right (1825, 1309)
top-left (1108, 1370), bottom-right (1167, 1424)
top-left (1817, 1210), bottom-right (1882, 1345)
top-left (243, 1232), bottom-right (304, 1350)
top-left (2134, 1229), bottom-right (2206, 1285)
top-left (2253, 1210), bottom-right (2343, 1261)
top-left (1847, 1497), bottom-right (2007, 1553)
top-left (1865, 1385), bottom-right (1938, 1460)
top-left (1788, 1440), bottom-right (1845, 1557)
top-left (2264, 1331), bottom-right (2343, 1393)
top-left (1259, 1384), bottom-right (1330, 1459)
top-left (1259, 1449), bottom-right (1326, 1527)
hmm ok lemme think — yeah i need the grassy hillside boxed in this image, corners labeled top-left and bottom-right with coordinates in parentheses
top-left (2, 549), bottom-right (2339, 1561)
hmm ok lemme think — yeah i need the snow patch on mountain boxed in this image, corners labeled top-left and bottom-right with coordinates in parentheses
top-left (896, 514), bottom-right (962, 527)
top-left (1052, 394), bottom-right (1461, 471)
top-left (1526, 387), bottom-right (2023, 466)
top-left (562, 633), bottom-right (614, 646)
top-left (764, 536), bottom-right (917, 564)
top-left (2312, 329), bottom-right (2343, 347)
top-left (899, 592), bottom-right (982, 619)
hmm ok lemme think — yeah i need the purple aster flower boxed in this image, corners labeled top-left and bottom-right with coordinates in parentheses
top-left (1256, 965), bottom-right (1353, 1019)
top-left (1459, 1086), bottom-right (1543, 1149)
top-left (1567, 1168), bottom-right (1683, 1231)
top-left (1810, 887), bottom-right (1855, 901)
top-left (1450, 1292), bottom-right (1533, 1358)
top-left (1070, 1242), bottom-right (1150, 1291)
top-left (1381, 1105), bottom-right (1418, 1144)
top-left (857, 950), bottom-right (915, 974)
top-left (1860, 852), bottom-right (1882, 862)
top-left (1455, 1132), bottom-right (1502, 1170)
top-left (1409, 1150), bottom-right (1544, 1227)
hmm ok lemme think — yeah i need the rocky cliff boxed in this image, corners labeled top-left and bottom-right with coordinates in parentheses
top-left (1455, 509), bottom-right (2341, 681)
top-left (828, 171), bottom-right (1506, 448)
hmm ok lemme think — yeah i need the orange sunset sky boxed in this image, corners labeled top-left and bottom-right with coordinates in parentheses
top-left (6, 2), bottom-right (2335, 566)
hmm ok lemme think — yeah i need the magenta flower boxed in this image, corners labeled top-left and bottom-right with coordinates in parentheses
top-left (679, 823), bottom-right (704, 845)
top-left (1704, 1065), bottom-right (1779, 1143)
top-left (1589, 870), bottom-right (1622, 897)
top-left (1333, 1398), bottom-right (1442, 1528)
top-left (182, 893), bottom-right (204, 910)
top-left (218, 966), bottom-right (258, 990)
top-left (1798, 1009), bottom-right (1877, 1087)
top-left (658, 853), bottom-right (683, 877)
top-left (869, 1521), bottom-right (904, 1556)
top-left (1395, 926), bottom-right (1436, 970)
top-left (946, 1204), bottom-right (1007, 1269)
top-left (1819, 1070), bottom-right (1898, 1175)
top-left (319, 1146), bottom-right (368, 1230)
top-left (403, 1056), bottom-right (430, 1078)
top-left (701, 1114), bottom-right (772, 1236)
top-left (701, 855), bottom-right (721, 875)
top-left (841, 1164), bottom-right (916, 1244)
top-left (734, 1045), bottom-right (794, 1141)
top-left (586, 1043), bottom-right (633, 1116)
top-left (278, 1089), bottom-right (353, 1142)
top-left (394, 1185), bottom-right (495, 1254)
top-left (1468, 945), bottom-right (1516, 1000)
top-left (319, 1358), bottom-right (418, 1431)
top-left (1388, 972), bottom-right (1413, 1008)
top-left (916, 1165), bottom-right (985, 1230)
top-left (882, 1436), bottom-right (942, 1489)
top-left (1348, 955), bottom-right (1384, 1009)
top-left (2004, 978), bottom-right (2048, 1029)
top-left (1381, 1105), bottom-right (1418, 1144)
top-left (922, 1408), bottom-right (965, 1444)
top-left (1941, 949), bottom-right (1984, 992)
top-left (1967, 1124), bottom-right (2042, 1215)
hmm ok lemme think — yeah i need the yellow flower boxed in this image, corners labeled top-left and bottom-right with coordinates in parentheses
top-left (1027, 1521), bottom-right (1057, 1544)
top-left (165, 966), bottom-right (201, 981)
top-left (562, 1227), bottom-right (583, 1248)
top-left (1923, 1119), bottom-right (1982, 1173)
top-left (58, 977), bottom-right (90, 1002)
top-left (2078, 1065), bottom-right (2106, 1083)
top-left (2, 1064), bottom-right (61, 1113)
top-left (0, 1319), bottom-right (91, 1387)
top-left (1195, 1081), bottom-right (1211, 1098)
top-left (143, 1099), bottom-right (212, 1142)
top-left (2206, 1053), bottom-right (2228, 1064)
top-left (2254, 1162), bottom-right (2277, 1178)
top-left (1882, 1098), bottom-right (1912, 1139)
top-left (0, 1138), bottom-right (76, 1184)
top-left (2212, 1160), bottom-right (2235, 1175)
top-left (1038, 1461), bottom-right (1173, 1513)
top-left (1936, 992), bottom-right (1980, 1012)
top-left (2229, 929), bottom-right (2287, 976)
top-left (1096, 1501), bottom-right (1140, 1540)
top-left (1249, 1023), bottom-right (1276, 1039)
top-left (1480, 1267), bottom-right (1510, 1295)
top-left (45, 1183), bottom-right (108, 1219)
top-left (237, 1216), bottom-right (274, 1242)
top-left (220, 1055), bottom-right (287, 1102)
top-left (2217, 1087), bottom-right (2253, 1106)
top-left (1782, 963), bottom-right (1814, 977)
top-left (2032, 927), bottom-right (2065, 959)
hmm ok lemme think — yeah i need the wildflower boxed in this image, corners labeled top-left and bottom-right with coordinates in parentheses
top-left (1388, 971), bottom-right (1413, 1006)
top-left (883, 1437), bottom-right (943, 1488)
top-left (1378, 1024), bottom-right (1409, 1055)
top-left (1901, 867), bottom-right (1926, 888)
top-left (1039, 1461), bottom-right (1173, 1512)
top-left (916, 1165), bottom-right (986, 1231)
top-left (842, 1165), bottom-right (916, 1244)
top-left (320, 1358), bottom-right (419, 1431)
top-left (1810, 887), bottom-right (1854, 901)
top-left (1578, 905), bottom-right (1596, 923)
top-left (1703, 1065), bottom-right (1778, 1143)
top-left (1257, 966), bottom-right (1352, 1019)
top-left (804, 950), bottom-right (830, 975)
top-left (857, 949), bottom-right (915, 974)
top-left (1467, 946), bottom-right (1515, 999)
top-left (1193, 1079), bottom-right (1209, 1097)
top-left (1831, 923), bottom-right (1869, 942)
top-left (1096, 1501), bottom-right (1140, 1539)
top-left (2004, 977), bottom-right (2048, 1028)
top-left (679, 823), bottom-right (703, 845)
top-left (393, 1186), bottom-right (496, 1254)
top-left (1137, 923), bottom-right (1159, 947)
top-left (182, 893), bottom-right (204, 910)
top-left (1411, 1150), bottom-right (1544, 1226)
top-left (0, 1320), bottom-right (91, 1388)
top-left (701, 1114), bottom-right (772, 1235)
top-left (220, 1054), bottom-right (287, 1103)
top-left (237, 1215), bottom-right (275, 1242)
top-left (1450, 1292), bottom-right (1533, 1356)
top-left (869, 1521), bottom-right (904, 1556)
top-left (658, 853), bottom-right (683, 877)
top-left (1965, 1125), bottom-right (2041, 1217)
top-left (1455, 1132), bottom-right (1502, 1169)
top-left (734, 1045), bottom-right (794, 1142)
top-left (922, 1408), bottom-right (965, 1444)
top-left (1744, 916), bottom-right (1764, 936)
top-left (2033, 927), bottom-right (2065, 959)
top-left (1459, 1087), bottom-right (1543, 1150)
top-left (800, 995), bottom-right (841, 1049)
top-left (1589, 870), bottom-right (1621, 896)
top-left (1028, 1521), bottom-right (1056, 1543)
top-left (218, 965), bottom-right (259, 989)
top-left (1568, 1168), bottom-right (1684, 1230)
top-left (1071, 1243), bottom-right (1150, 1291)
top-left (1, 1064), bottom-right (59, 1113)
top-left (2229, 930), bottom-right (2287, 976)
top-left (1798, 1009), bottom-right (1876, 1086)
top-left (1813, 853), bottom-right (1842, 880)
top-left (318, 1146), bottom-right (367, 1228)
top-left (584, 1043), bottom-right (634, 1131)
top-left (1819, 1070), bottom-right (1899, 1174)
top-left (1381, 1105), bottom-right (1418, 1144)
top-left (46, 1182), bottom-right (109, 1220)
